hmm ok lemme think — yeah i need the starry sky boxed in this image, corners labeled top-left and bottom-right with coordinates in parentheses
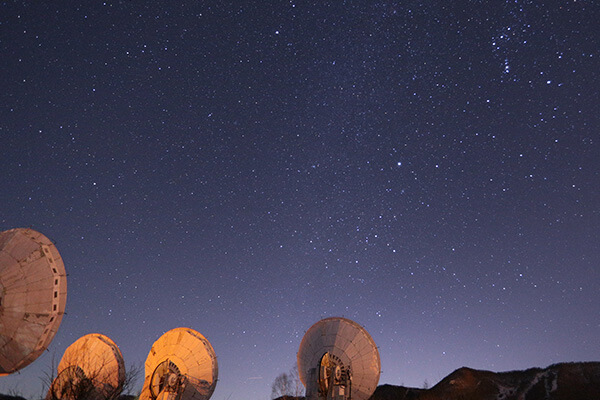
top-left (1, 1), bottom-right (599, 399)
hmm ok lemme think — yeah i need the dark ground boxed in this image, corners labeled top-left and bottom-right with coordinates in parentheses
top-left (0, 395), bottom-right (136, 400)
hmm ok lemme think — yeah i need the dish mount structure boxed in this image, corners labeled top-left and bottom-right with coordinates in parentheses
top-left (0, 228), bottom-right (67, 375)
top-left (140, 327), bottom-right (218, 400)
top-left (297, 317), bottom-right (381, 400)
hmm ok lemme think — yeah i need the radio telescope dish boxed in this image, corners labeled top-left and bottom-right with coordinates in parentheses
top-left (47, 333), bottom-right (126, 400)
top-left (139, 327), bottom-right (218, 400)
top-left (297, 317), bottom-right (380, 400)
top-left (0, 228), bottom-right (67, 375)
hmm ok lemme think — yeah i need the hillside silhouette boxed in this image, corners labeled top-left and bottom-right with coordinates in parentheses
top-left (274, 362), bottom-right (600, 400)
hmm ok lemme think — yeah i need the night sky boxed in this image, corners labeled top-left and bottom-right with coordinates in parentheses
top-left (1, 1), bottom-right (599, 399)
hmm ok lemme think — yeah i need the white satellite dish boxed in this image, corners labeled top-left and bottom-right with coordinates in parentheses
top-left (47, 333), bottom-right (126, 400)
top-left (297, 317), bottom-right (381, 400)
top-left (0, 228), bottom-right (67, 375)
top-left (139, 327), bottom-right (218, 400)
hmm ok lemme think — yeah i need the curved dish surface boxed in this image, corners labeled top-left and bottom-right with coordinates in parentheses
top-left (48, 333), bottom-right (125, 400)
top-left (140, 327), bottom-right (218, 400)
top-left (297, 317), bottom-right (380, 400)
top-left (0, 228), bottom-right (67, 375)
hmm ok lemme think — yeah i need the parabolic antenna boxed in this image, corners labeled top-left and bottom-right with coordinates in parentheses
top-left (47, 333), bottom-right (125, 400)
top-left (0, 228), bottom-right (67, 375)
top-left (297, 317), bottom-right (380, 400)
top-left (139, 327), bottom-right (218, 400)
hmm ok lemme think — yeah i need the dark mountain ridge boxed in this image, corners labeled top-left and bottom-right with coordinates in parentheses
top-left (275, 361), bottom-right (600, 400)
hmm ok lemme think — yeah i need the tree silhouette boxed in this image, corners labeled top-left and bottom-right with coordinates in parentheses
top-left (271, 365), bottom-right (303, 399)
